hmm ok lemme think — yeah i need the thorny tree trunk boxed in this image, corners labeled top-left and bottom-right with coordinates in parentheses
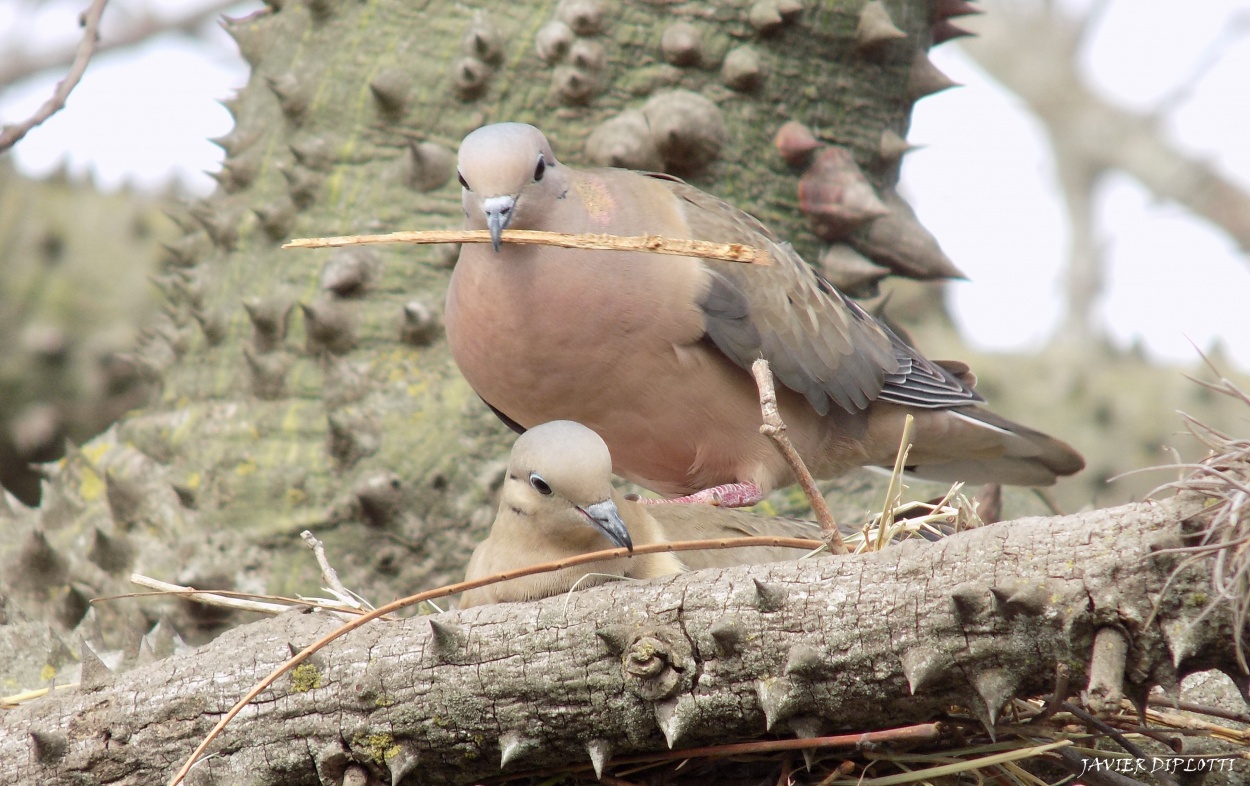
top-left (0, 0), bottom-right (969, 664)
top-left (1, 492), bottom-right (1245, 784)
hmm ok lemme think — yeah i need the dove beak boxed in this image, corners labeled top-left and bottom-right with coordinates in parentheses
top-left (578, 499), bottom-right (634, 551)
top-left (482, 195), bottom-right (516, 253)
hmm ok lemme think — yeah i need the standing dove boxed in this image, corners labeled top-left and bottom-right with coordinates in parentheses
top-left (459, 421), bottom-right (819, 608)
top-left (445, 123), bottom-right (1084, 507)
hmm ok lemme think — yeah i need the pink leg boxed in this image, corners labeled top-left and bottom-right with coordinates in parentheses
top-left (637, 482), bottom-right (764, 508)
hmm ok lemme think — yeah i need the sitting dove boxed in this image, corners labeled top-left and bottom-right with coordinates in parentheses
top-left (459, 421), bottom-right (819, 607)
top-left (445, 123), bottom-right (1084, 507)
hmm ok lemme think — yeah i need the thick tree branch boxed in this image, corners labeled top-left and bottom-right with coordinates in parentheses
top-left (1, 491), bottom-right (1242, 785)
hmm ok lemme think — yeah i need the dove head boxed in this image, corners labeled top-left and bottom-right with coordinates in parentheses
top-left (457, 123), bottom-right (564, 252)
top-left (500, 420), bottom-right (633, 551)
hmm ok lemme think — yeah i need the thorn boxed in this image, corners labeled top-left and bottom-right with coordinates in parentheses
top-left (321, 248), bottom-right (380, 298)
top-left (586, 738), bottom-right (612, 779)
top-left (387, 741), bottom-right (419, 785)
top-left (595, 624), bottom-right (633, 656)
top-left (653, 696), bottom-right (695, 749)
top-left (370, 68), bottom-right (412, 115)
top-left (661, 22), bottom-right (703, 67)
top-left (584, 110), bottom-right (664, 171)
top-left (774, 120), bottom-right (820, 168)
top-left (452, 56), bottom-right (490, 101)
top-left (932, 19), bottom-right (973, 44)
top-left (855, 0), bottom-right (907, 55)
top-left (244, 347), bottom-right (291, 400)
top-left (160, 234), bottom-right (208, 268)
top-left (400, 300), bottom-right (440, 346)
top-left (463, 14), bottom-right (505, 66)
top-left (899, 648), bottom-right (949, 695)
top-left (105, 470), bottom-right (145, 527)
top-left (989, 580), bottom-right (1050, 616)
top-left (144, 618), bottom-right (187, 660)
top-left (535, 20), bottom-right (573, 63)
top-left (949, 581), bottom-right (985, 618)
top-left (428, 618), bottom-right (466, 661)
top-left (30, 730), bottom-right (68, 764)
top-left (708, 616), bottom-right (742, 655)
top-left (326, 411), bottom-right (381, 468)
top-left (721, 44), bottom-right (765, 92)
top-left (934, 0), bottom-right (982, 20)
top-left (14, 529), bottom-right (68, 590)
top-left (641, 89), bottom-right (727, 177)
top-left (756, 676), bottom-right (800, 731)
top-left (289, 135), bottom-right (335, 171)
top-left (906, 51), bottom-right (960, 101)
top-left (798, 146), bottom-right (889, 241)
top-left (266, 73), bottom-right (309, 119)
top-left (783, 644), bottom-right (824, 679)
top-left (747, 0), bottom-right (783, 34)
top-left (498, 731), bottom-right (539, 769)
top-left (752, 578), bottom-right (787, 612)
top-left (789, 716), bottom-right (821, 770)
top-left (1160, 619), bottom-right (1202, 671)
top-left (280, 164), bottom-right (322, 207)
top-left (243, 295), bottom-right (294, 352)
top-left (971, 668), bottom-right (1017, 733)
top-left (1122, 680), bottom-right (1151, 723)
top-left (300, 299), bottom-right (357, 355)
top-left (78, 636), bottom-right (113, 691)
top-left (878, 129), bottom-right (915, 164)
top-left (403, 141), bottom-right (454, 193)
top-left (557, 0), bottom-right (607, 36)
top-left (354, 472), bottom-right (404, 527)
top-left (253, 201), bottom-right (296, 241)
top-left (818, 245), bottom-right (889, 299)
top-left (848, 188), bottom-right (966, 280)
top-left (552, 64), bottom-right (597, 105)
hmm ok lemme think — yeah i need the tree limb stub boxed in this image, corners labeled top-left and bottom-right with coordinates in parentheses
top-left (284, 229), bottom-right (775, 266)
top-left (1, 493), bottom-right (1241, 786)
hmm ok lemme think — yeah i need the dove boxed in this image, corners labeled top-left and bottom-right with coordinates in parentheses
top-left (459, 421), bottom-right (819, 607)
top-left (445, 122), bottom-right (1083, 507)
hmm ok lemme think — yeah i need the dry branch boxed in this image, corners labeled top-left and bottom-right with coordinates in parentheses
top-left (1, 490), bottom-right (1242, 786)
top-left (751, 358), bottom-right (845, 553)
top-left (284, 229), bottom-right (774, 265)
top-left (0, 0), bottom-right (108, 152)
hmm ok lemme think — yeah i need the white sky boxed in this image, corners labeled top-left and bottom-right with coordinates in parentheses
top-left (2, 0), bottom-right (1247, 370)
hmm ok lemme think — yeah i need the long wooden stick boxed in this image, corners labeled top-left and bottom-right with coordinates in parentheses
top-left (284, 229), bottom-right (773, 266)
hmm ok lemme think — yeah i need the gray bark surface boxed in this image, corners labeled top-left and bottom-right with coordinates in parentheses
top-left (2, 493), bottom-right (1241, 785)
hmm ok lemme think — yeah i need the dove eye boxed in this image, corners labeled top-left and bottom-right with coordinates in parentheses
top-left (529, 473), bottom-right (552, 495)
top-left (457, 170), bottom-right (469, 189)
top-left (533, 156), bottom-right (546, 182)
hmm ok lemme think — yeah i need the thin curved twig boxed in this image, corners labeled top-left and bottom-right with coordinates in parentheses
top-left (0, 0), bottom-right (109, 152)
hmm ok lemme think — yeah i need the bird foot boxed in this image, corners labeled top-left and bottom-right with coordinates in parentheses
top-left (640, 483), bottom-right (764, 508)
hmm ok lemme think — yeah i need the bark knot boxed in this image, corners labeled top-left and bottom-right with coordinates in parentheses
top-left (623, 630), bottom-right (695, 701)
